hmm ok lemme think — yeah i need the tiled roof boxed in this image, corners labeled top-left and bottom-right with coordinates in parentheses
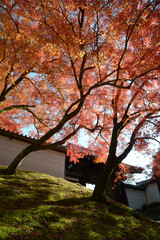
top-left (0, 128), bottom-right (35, 142)
top-left (125, 177), bottom-right (160, 191)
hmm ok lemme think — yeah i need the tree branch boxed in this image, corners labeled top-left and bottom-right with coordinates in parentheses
top-left (83, 66), bottom-right (95, 72)
top-left (59, 3), bottom-right (76, 36)
top-left (0, 4), bottom-right (19, 33)
top-left (117, 132), bottom-right (136, 163)
top-left (128, 65), bottom-right (160, 88)
top-left (69, 55), bottom-right (79, 89)
top-left (117, 111), bottom-right (157, 163)
top-left (121, 81), bottom-right (146, 123)
top-left (0, 38), bottom-right (7, 64)
top-left (82, 114), bottom-right (101, 133)
top-left (116, 1), bottom-right (153, 82)
top-left (0, 104), bottom-right (48, 126)
top-left (79, 53), bottom-right (87, 93)
top-left (136, 137), bottom-right (160, 144)
top-left (0, 70), bottom-right (31, 104)
top-left (36, 125), bottom-right (81, 150)
top-left (43, 19), bottom-right (65, 43)
top-left (0, 104), bottom-right (35, 114)
top-left (145, 119), bottom-right (160, 129)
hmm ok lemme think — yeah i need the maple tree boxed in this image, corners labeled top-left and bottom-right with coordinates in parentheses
top-left (68, 74), bottom-right (160, 202)
top-left (66, 0), bottom-right (160, 201)
top-left (0, 0), bottom-right (159, 197)
top-left (0, 0), bottom-right (133, 174)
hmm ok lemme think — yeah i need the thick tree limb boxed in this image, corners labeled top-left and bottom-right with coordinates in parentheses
top-left (0, 70), bottom-right (31, 104)
top-left (36, 125), bottom-right (82, 150)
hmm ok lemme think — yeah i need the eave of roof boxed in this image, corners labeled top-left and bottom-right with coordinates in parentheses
top-left (124, 183), bottom-right (146, 191)
top-left (124, 177), bottom-right (160, 191)
top-left (136, 177), bottom-right (160, 187)
top-left (0, 128), bottom-right (66, 153)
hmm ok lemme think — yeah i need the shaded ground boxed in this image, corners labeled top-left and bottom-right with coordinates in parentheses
top-left (0, 165), bottom-right (160, 240)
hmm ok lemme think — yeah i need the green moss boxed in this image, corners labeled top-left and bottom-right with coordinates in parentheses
top-left (0, 165), bottom-right (160, 240)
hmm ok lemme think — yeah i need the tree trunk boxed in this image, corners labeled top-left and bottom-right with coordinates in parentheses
top-left (92, 157), bottom-right (117, 203)
top-left (4, 145), bottom-right (34, 175)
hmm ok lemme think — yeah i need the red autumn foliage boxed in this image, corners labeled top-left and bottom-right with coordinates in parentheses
top-left (152, 150), bottom-right (160, 178)
top-left (0, 1), bottom-right (159, 199)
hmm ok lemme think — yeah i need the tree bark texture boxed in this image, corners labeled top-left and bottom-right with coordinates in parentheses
top-left (4, 145), bottom-right (34, 175)
top-left (92, 156), bottom-right (117, 202)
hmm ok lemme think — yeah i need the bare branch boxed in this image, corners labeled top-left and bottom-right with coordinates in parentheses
top-left (0, 104), bottom-right (35, 114)
top-left (0, 38), bottom-right (7, 64)
top-left (100, 69), bottom-right (118, 82)
top-left (83, 66), bottom-right (95, 72)
top-left (33, 118), bottom-right (40, 139)
top-left (69, 55), bottom-right (79, 89)
top-left (0, 63), bottom-right (14, 102)
top-left (100, 133), bottom-right (110, 147)
top-left (78, 7), bottom-right (85, 30)
top-left (145, 119), bottom-right (160, 129)
top-left (0, 4), bottom-right (19, 33)
top-left (121, 81), bottom-right (146, 123)
top-left (36, 125), bottom-right (81, 150)
top-left (136, 137), bottom-right (160, 145)
top-left (146, 0), bottom-right (160, 19)
top-left (117, 111), bottom-right (157, 163)
top-left (43, 19), bottom-right (65, 43)
top-left (148, 115), bottom-right (160, 119)
top-left (83, 114), bottom-right (101, 133)
top-left (59, 3), bottom-right (76, 36)
top-left (25, 77), bottom-right (42, 97)
top-left (0, 104), bottom-right (48, 126)
top-left (129, 65), bottom-right (160, 87)
top-left (79, 53), bottom-right (87, 93)
top-left (24, 108), bottom-right (48, 127)
top-left (0, 70), bottom-right (31, 104)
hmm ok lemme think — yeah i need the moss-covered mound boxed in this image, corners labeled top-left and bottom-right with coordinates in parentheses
top-left (0, 165), bottom-right (160, 240)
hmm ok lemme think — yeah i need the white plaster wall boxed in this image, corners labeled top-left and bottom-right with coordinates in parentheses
top-left (125, 188), bottom-right (147, 209)
top-left (0, 134), bottom-right (65, 178)
top-left (145, 183), bottom-right (160, 205)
